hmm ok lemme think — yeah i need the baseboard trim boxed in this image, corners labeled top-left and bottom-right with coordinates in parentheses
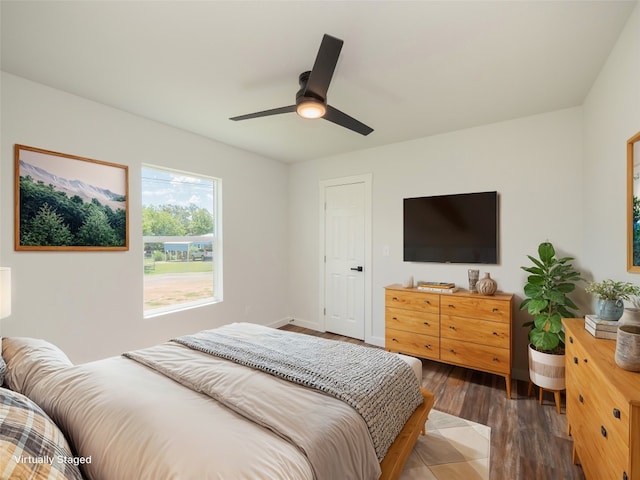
top-left (266, 317), bottom-right (294, 329)
top-left (284, 317), bottom-right (322, 331)
top-left (267, 317), bottom-right (325, 332)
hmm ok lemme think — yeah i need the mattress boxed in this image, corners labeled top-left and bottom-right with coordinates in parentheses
top-left (398, 353), bottom-right (423, 385)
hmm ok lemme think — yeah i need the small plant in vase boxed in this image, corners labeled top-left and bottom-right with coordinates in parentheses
top-left (584, 279), bottom-right (640, 321)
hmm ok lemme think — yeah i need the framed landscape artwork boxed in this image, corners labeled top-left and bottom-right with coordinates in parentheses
top-left (14, 144), bottom-right (129, 251)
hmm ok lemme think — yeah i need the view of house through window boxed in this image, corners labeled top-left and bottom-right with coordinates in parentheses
top-left (142, 165), bottom-right (220, 316)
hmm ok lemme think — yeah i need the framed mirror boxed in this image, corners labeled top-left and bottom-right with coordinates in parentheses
top-left (628, 131), bottom-right (640, 272)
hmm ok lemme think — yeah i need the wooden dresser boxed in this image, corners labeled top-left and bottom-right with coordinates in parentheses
top-left (564, 318), bottom-right (640, 480)
top-left (385, 285), bottom-right (513, 397)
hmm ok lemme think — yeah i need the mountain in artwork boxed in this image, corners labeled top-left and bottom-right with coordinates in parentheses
top-left (20, 160), bottom-right (125, 210)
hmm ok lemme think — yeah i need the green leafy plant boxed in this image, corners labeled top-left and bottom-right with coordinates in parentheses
top-left (585, 279), bottom-right (640, 301)
top-left (520, 242), bottom-right (582, 354)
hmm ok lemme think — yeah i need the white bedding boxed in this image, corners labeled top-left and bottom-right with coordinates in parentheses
top-left (1, 325), bottom-right (424, 480)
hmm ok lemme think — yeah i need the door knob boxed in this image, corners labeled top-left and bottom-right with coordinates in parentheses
top-left (350, 266), bottom-right (364, 272)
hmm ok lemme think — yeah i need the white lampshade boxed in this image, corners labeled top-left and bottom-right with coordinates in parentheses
top-left (0, 267), bottom-right (11, 320)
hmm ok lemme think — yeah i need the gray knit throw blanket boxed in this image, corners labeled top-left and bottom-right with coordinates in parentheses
top-left (172, 326), bottom-right (423, 461)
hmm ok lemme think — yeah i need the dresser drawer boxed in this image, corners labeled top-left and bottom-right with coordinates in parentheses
top-left (386, 328), bottom-right (439, 360)
top-left (572, 410), bottom-right (629, 480)
top-left (567, 341), bottom-right (630, 447)
top-left (566, 331), bottom-right (591, 366)
top-left (571, 420), bottom-right (627, 480)
top-left (440, 314), bottom-right (509, 348)
top-left (566, 384), bottom-right (587, 435)
top-left (440, 296), bottom-right (510, 322)
top-left (385, 307), bottom-right (440, 336)
top-left (566, 338), bottom-right (592, 396)
top-left (567, 378), bottom-right (629, 466)
top-left (440, 338), bottom-right (509, 374)
top-left (385, 290), bottom-right (439, 313)
top-left (582, 386), bottom-right (629, 450)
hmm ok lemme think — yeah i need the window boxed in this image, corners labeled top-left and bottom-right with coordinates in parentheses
top-left (142, 165), bottom-right (221, 316)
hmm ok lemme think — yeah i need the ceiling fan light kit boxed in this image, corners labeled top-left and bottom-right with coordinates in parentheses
top-left (230, 34), bottom-right (373, 136)
top-left (296, 98), bottom-right (326, 119)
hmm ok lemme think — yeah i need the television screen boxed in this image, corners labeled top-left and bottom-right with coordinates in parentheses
top-left (403, 191), bottom-right (498, 264)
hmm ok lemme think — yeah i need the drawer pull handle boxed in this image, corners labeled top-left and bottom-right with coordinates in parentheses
top-left (613, 408), bottom-right (621, 419)
top-left (425, 344), bottom-right (432, 349)
top-left (492, 357), bottom-right (499, 362)
top-left (423, 322), bottom-right (430, 326)
top-left (600, 426), bottom-right (607, 438)
top-left (492, 308), bottom-right (499, 312)
top-left (449, 325), bottom-right (456, 330)
top-left (392, 338), bottom-right (398, 342)
top-left (569, 336), bottom-right (574, 344)
top-left (492, 331), bottom-right (499, 336)
top-left (392, 297), bottom-right (399, 301)
top-left (579, 394), bottom-right (584, 403)
top-left (583, 358), bottom-right (588, 364)
top-left (573, 357), bottom-right (578, 364)
top-left (449, 349), bottom-right (455, 353)
top-left (448, 304), bottom-right (455, 308)
top-left (424, 300), bottom-right (431, 304)
top-left (392, 316), bottom-right (398, 320)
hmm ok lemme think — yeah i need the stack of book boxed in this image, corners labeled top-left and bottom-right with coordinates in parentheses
top-left (584, 314), bottom-right (619, 340)
top-left (416, 281), bottom-right (457, 294)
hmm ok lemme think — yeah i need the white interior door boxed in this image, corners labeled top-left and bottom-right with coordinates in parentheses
top-left (323, 181), bottom-right (365, 339)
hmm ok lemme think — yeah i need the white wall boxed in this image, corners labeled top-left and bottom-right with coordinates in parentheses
top-left (1, 1), bottom-right (636, 379)
top-left (582, 3), bottom-right (640, 283)
top-left (288, 1), bottom-right (640, 380)
top-left (0, 73), bottom-right (290, 363)
top-left (289, 107), bottom-right (586, 378)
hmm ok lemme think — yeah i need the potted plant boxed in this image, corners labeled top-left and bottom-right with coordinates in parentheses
top-left (584, 279), bottom-right (640, 321)
top-left (520, 242), bottom-right (582, 392)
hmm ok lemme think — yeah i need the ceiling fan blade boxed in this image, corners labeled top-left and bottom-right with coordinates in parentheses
top-left (304, 34), bottom-right (343, 100)
top-left (324, 105), bottom-right (373, 136)
top-left (230, 105), bottom-right (296, 121)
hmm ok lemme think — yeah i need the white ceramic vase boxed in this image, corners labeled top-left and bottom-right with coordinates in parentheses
top-left (620, 308), bottom-right (640, 326)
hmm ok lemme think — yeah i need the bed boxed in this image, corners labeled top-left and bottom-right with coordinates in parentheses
top-left (1, 322), bottom-right (434, 480)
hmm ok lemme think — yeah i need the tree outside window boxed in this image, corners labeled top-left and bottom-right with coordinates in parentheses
top-left (142, 166), bottom-right (220, 316)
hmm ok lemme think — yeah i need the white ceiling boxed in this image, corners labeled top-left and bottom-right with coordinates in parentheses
top-left (1, 1), bottom-right (636, 163)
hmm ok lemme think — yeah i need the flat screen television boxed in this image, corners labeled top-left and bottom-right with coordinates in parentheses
top-left (403, 191), bottom-right (498, 264)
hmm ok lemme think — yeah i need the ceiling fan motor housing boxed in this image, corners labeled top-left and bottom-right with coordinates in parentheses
top-left (297, 71), bottom-right (325, 100)
top-left (296, 71), bottom-right (326, 118)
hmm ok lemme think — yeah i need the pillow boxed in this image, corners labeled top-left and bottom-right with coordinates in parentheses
top-left (0, 387), bottom-right (84, 480)
top-left (0, 336), bottom-right (6, 385)
top-left (2, 337), bottom-right (73, 396)
top-left (0, 353), bottom-right (6, 386)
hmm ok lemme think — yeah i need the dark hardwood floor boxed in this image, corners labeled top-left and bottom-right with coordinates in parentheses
top-left (281, 324), bottom-right (585, 480)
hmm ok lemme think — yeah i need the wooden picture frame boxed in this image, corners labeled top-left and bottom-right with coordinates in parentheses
top-left (15, 144), bottom-right (129, 251)
top-left (628, 131), bottom-right (640, 272)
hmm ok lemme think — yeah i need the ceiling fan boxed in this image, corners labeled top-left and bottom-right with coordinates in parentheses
top-left (229, 34), bottom-right (373, 136)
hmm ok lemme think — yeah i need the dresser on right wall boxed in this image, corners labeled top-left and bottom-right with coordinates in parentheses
top-left (563, 318), bottom-right (640, 480)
